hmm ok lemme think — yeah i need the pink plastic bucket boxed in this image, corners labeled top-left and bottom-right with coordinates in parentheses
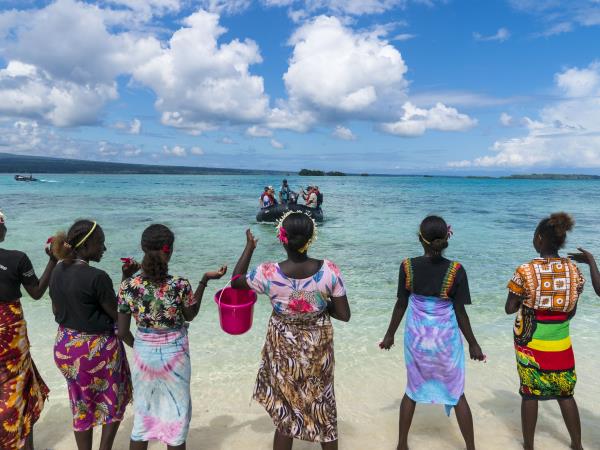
top-left (215, 277), bottom-right (257, 335)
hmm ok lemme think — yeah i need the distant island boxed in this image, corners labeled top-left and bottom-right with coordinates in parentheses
top-left (299, 169), bottom-right (347, 176)
top-left (502, 174), bottom-right (600, 180)
top-left (0, 152), bottom-right (285, 175)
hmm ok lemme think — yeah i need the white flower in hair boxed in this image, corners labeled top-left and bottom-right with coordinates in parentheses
top-left (0, 211), bottom-right (5, 224)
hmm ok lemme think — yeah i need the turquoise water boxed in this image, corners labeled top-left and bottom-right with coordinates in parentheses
top-left (2, 174), bottom-right (600, 448)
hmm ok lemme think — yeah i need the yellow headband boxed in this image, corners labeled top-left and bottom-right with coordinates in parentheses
top-left (419, 232), bottom-right (431, 245)
top-left (75, 222), bottom-right (97, 249)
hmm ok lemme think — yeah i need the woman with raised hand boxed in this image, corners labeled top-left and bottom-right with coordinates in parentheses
top-left (232, 211), bottom-right (350, 450)
top-left (0, 210), bottom-right (54, 450)
top-left (380, 215), bottom-right (484, 450)
top-left (117, 224), bottom-right (226, 450)
top-left (506, 213), bottom-right (585, 450)
top-left (569, 247), bottom-right (600, 297)
top-left (50, 219), bottom-right (135, 450)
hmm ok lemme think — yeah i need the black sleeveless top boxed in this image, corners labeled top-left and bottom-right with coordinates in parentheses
top-left (397, 256), bottom-right (471, 305)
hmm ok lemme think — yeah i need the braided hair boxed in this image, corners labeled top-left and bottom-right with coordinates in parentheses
top-left (52, 219), bottom-right (101, 263)
top-left (535, 212), bottom-right (574, 252)
top-left (419, 215), bottom-right (449, 256)
top-left (141, 224), bottom-right (175, 283)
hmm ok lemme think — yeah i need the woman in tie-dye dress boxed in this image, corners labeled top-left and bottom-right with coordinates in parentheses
top-left (117, 224), bottom-right (226, 450)
top-left (380, 216), bottom-right (485, 450)
top-left (232, 211), bottom-right (350, 450)
top-left (506, 213), bottom-right (585, 450)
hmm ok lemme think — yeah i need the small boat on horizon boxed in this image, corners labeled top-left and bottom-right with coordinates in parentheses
top-left (14, 174), bottom-right (38, 182)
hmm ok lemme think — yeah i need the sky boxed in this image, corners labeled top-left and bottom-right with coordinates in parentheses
top-left (0, 0), bottom-right (599, 174)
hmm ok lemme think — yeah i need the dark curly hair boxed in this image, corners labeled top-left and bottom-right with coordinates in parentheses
top-left (141, 224), bottom-right (175, 283)
top-left (419, 215), bottom-right (449, 255)
top-left (52, 219), bottom-right (101, 263)
top-left (535, 212), bottom-right (574, 252)
top-left (281, 213), bottom-right (314, 253)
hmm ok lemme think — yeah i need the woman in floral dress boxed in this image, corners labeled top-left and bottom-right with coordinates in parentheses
top-left (232, 211), bottom-right (350, 450)
top-left (117, 224), bottom-right (226, 450)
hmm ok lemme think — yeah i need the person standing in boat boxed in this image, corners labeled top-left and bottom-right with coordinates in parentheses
top-left (0, 210), bottom-right (54, 450)
top-left (279, 179), bottom-right (295, 206)
top-left (232, 211), bottom-right (350, 449)
top-left (302, 186), bottom-right (318, 209)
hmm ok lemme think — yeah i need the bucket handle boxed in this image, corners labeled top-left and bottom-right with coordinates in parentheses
top-left (217, 274), bottom-right (243, 307)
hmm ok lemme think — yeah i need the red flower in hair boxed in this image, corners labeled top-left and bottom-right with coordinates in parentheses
top-left (162, 245), bottom-right (171, 253)
top-left (46, 237), bottom-right (54, 244)
top-left (277, 227), bottom-right (289, 245)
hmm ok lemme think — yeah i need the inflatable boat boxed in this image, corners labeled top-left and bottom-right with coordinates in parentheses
top-left (256, 204), bottom-right (324, 223)
top-left (14, 174), bottom-right (38, 182)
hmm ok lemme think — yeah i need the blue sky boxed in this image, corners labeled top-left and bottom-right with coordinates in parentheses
top-left (0, 0), bottom-right (599, 174)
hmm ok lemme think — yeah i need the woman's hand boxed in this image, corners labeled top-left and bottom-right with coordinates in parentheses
top-left (569, 247), bottom-right (596, 265)
top-left (204, 265), bottom-right (228, 281)
top-left (469, 343), bottom-right (486, 362)
top-left (121, 259), bottom-right (141, 279)
top-left (246, 229), bottom-right (258, 250)
top-left (379, 334), bottom-right (395, 350)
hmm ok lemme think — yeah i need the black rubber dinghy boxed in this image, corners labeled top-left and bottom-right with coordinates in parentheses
top-left (256, 204), bottom-right (324, 223)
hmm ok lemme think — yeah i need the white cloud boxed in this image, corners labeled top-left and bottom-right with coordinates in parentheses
top-left (450, 61), bottom-right (600, 168)
top-left (114, 118), bottom-right (142, 134)
top-left (392, 33), bottom-right (417, 41)
top-left (190, 146), bottom-right (205, 155)
top-left (132, 10), bottom-right (269, 132)
top-left (198, 0), bottom-right (252, 14)
top-left (246, 125), bottom-right (273, 137)
top-left (381, 102), bottom-right (477, 137)
top-left (270, 138), bottom-right (285, 149)
top-left (473, 27), bottom-right (510, 42)
top-left (0, 61), bottom-right (118, 127)
top-left (123, 147), bottom-right (142, 157)
top-left (129, 118), bottom-right (142, 134)
top-left (261, 0), bottom-right (442, 16)
top-left (0, 0), bottom-right (160, 126)
top-left (332, 125), bottom-right (357, 140)
top-left (500, 112), bottom-right (513, 126)
top-left (284, 16), bottom-right (408, 117)
top-left (221, 137), bottom-right (235, 144)
top-left (509, 0), bottom-right (600, 35)
top-left (163, 145), bottom-right (187, 157)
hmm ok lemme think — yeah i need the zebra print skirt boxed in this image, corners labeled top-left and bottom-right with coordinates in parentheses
top-left (253, 312), bottom-right (337, 443)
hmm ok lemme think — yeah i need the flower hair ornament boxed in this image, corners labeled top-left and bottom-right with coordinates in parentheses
top-left (275, 210), bottom-right (318, 254)
top-left (0, 210), bottom-right (5, 224)
top-left (419, 224), bottom-right (453, 245)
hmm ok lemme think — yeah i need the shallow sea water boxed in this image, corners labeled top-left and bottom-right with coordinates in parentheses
top-left (2, 174), bottom-right (600, 449)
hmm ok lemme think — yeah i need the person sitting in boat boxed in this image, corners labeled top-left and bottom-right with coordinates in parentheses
top-left (302, 186), bottom-right (318, 209)
top-left (268, 186), bottom-right (278, 206)
top-left (260, 187), bottom-right (273, 208)
top-left (279, 179), bottom-right (295, 205)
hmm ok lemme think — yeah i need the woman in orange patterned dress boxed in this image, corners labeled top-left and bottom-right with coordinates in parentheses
top-left (0, 210), bottom-right (55, 450)
top-left (505, 213), bottom-right (585, 450)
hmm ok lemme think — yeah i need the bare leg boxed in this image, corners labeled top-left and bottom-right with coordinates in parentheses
top-left (521, 399), bottom-right (538, 450)
top-left (454, 395), bottom-right (475, 450)
top-left (321, 440), bottom-right (338, 450)
top-left (167, 444), bottom-right (186, 450)
top-left (99, 421), bottom-right (121, 450)
top-left (129, 440), bottom-right (149, 450)
top-left (557, 398), bottom-right (583, 450)
top-left (397, 394), bottom-right (416, 450)
top-left (74, 430), bottom-right (93, 450)
top-left (273, 430), bottom-right (293, 450)
top-left (23, 431), bottom-right (34, 450)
